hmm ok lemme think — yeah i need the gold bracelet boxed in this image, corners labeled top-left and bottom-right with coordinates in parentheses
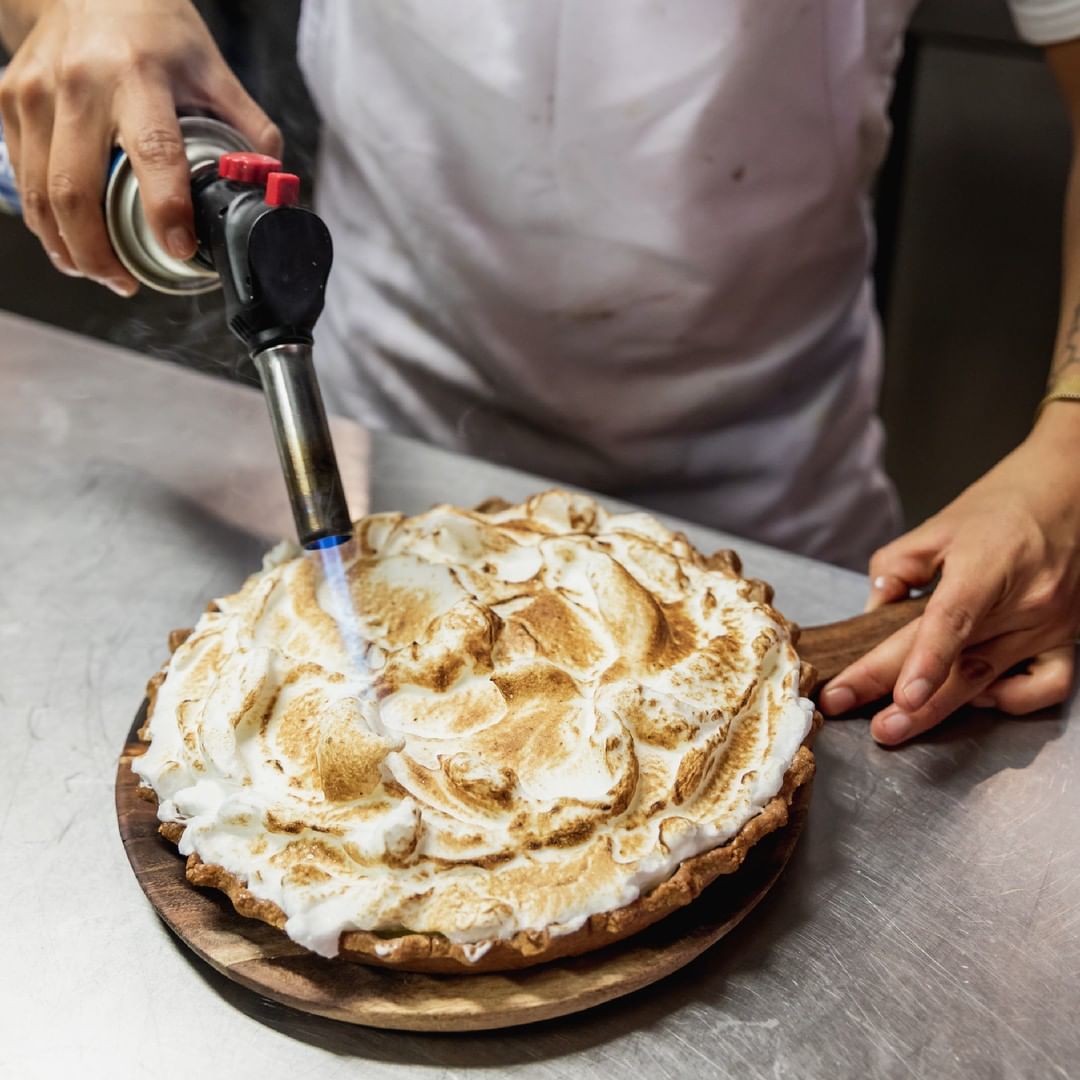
top-left (1036, 374), bottom-right (1080, 418)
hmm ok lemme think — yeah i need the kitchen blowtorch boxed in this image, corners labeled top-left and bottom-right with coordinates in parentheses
top-left (190, 149), bottom-right (351, 550)
top-left (0, 110), bottom-right (351, 550)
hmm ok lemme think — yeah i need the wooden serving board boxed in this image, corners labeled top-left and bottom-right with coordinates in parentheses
top-left (798, 594), bottom-right (928, 694)
top-left (114, 597), bottom-right (926, 1032)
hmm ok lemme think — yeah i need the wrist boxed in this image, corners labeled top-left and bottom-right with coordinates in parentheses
top-left (1031, 396), bottom-right (1080, 453)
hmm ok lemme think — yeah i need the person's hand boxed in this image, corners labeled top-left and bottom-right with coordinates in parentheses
top-left (0, 0), bottom-right (281, 294)
top-left (819, 405), bottom-right (1080, 744)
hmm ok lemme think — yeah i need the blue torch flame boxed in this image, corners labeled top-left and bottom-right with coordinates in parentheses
top-left (304, 533), bottom-right (370, 683)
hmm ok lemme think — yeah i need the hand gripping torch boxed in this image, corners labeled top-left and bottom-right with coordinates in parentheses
top-left (191, 151), bottom-right (352, 550)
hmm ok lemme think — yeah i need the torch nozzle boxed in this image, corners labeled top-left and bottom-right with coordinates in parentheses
top-left (253, 342), bottom-right (352, 549)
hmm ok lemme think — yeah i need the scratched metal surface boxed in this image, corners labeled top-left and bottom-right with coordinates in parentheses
top-left (0, 311), bottom-right (1076, 1080)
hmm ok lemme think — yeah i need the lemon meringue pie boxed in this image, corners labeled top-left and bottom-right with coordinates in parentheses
top-left (133, 491), bottom-right (818, 972)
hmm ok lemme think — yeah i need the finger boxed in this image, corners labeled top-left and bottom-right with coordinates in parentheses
top-left (871, 630), bottom-right (1037, 744)
top-left (204, 68), bottom-right (283, 158)
top-left (865, 573), bottom-right (911, 614)
top-left (14, 76), bottom-right (78, 274)
top-left (114, 77), bottom-right (197, 262)
top-left (867, 523), bottom-right (945, 597)
top-left (891, 569), bottom-right (1001, 713)
top-left (972, 644), bottom-right (1075, 715)
top-left (48, 72), bottom-right (136, 293)
top-left (819, 617), bottom-right (920, 715)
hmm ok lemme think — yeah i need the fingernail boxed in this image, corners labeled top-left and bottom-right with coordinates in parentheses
top-left (820, 685), bottom-right (857, 715)
top-left (902, 677), bottom-right (934, 711)
top-left (875, 710), bottom-right (912, 743)
top-left (49, 252), bottom-right (83, 278)
top-left (873, 576), bottom-right (891, 591)
top-left (103, 278), bottom-right (137, 298)
top-left (166, 226), bottom-right (195, 259)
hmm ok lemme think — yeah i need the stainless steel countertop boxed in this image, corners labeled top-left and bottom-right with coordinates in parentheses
top-left (1, 311), bottom-right (1076, 1080)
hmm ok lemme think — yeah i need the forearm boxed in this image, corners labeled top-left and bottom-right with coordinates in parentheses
top-left (1029, 128), bottom-right (1080, 447)
top-left (0, 0), bottom-right (51, 52)
top-left (1048, 151), bottom-right (1080, 385)
top-left (1044, 39), bottom-right (1080, 415)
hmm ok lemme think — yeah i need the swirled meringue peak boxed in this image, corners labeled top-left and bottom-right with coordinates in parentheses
top-left (134, 490), bottom-right (814, 958)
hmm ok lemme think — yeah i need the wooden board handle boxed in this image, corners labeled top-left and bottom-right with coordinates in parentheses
top-left (798, 594), bottom-right (930, 695)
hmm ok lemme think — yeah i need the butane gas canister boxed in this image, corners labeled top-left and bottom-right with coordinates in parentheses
top-left (0, 82), bottom-right (250, 294)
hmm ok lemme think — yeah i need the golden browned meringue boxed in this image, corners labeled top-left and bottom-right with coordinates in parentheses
top-left (134, 491), bottom-right (815, 961)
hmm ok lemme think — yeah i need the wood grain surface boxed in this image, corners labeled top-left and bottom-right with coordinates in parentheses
top-left (798, 594), bottom-right (929, 693)
top-left (114, 601), bottom-right (925, 1032)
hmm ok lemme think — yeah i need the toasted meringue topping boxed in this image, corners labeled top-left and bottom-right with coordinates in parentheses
top-left (134, 491), bottom-right (813, 958)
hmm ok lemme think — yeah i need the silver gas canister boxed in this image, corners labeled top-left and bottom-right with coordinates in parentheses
top-left (0, 84), bottom-right (251, 294)
top-left (105, 116), bottom-right (252, 294)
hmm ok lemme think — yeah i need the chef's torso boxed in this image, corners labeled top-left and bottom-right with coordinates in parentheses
top-left (298, 0), bottom-right (920, 567)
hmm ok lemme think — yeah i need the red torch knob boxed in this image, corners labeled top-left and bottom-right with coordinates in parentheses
top-left (264, 172), bottom-right (301, 207)
top-left (218, 152), bottom-right (283, 184)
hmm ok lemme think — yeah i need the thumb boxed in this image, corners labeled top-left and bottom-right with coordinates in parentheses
top-left (865, 522), bottom-right (944, 613)
top-left (206, 70), bottom-right (283, 159)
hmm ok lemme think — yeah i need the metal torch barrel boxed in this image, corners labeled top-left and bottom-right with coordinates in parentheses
top-left (253, 342), bottom-right (353, 549)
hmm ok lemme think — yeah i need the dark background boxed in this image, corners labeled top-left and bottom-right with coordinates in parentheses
top-left (0, 0), bottom-right (1070, 530)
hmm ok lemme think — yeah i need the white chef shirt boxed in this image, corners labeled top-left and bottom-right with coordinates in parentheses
top-left (297, 0), bottom-right (1080, 569)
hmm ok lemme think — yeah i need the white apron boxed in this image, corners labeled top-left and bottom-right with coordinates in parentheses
top-left (298, 0), bottom-right (921, 568)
